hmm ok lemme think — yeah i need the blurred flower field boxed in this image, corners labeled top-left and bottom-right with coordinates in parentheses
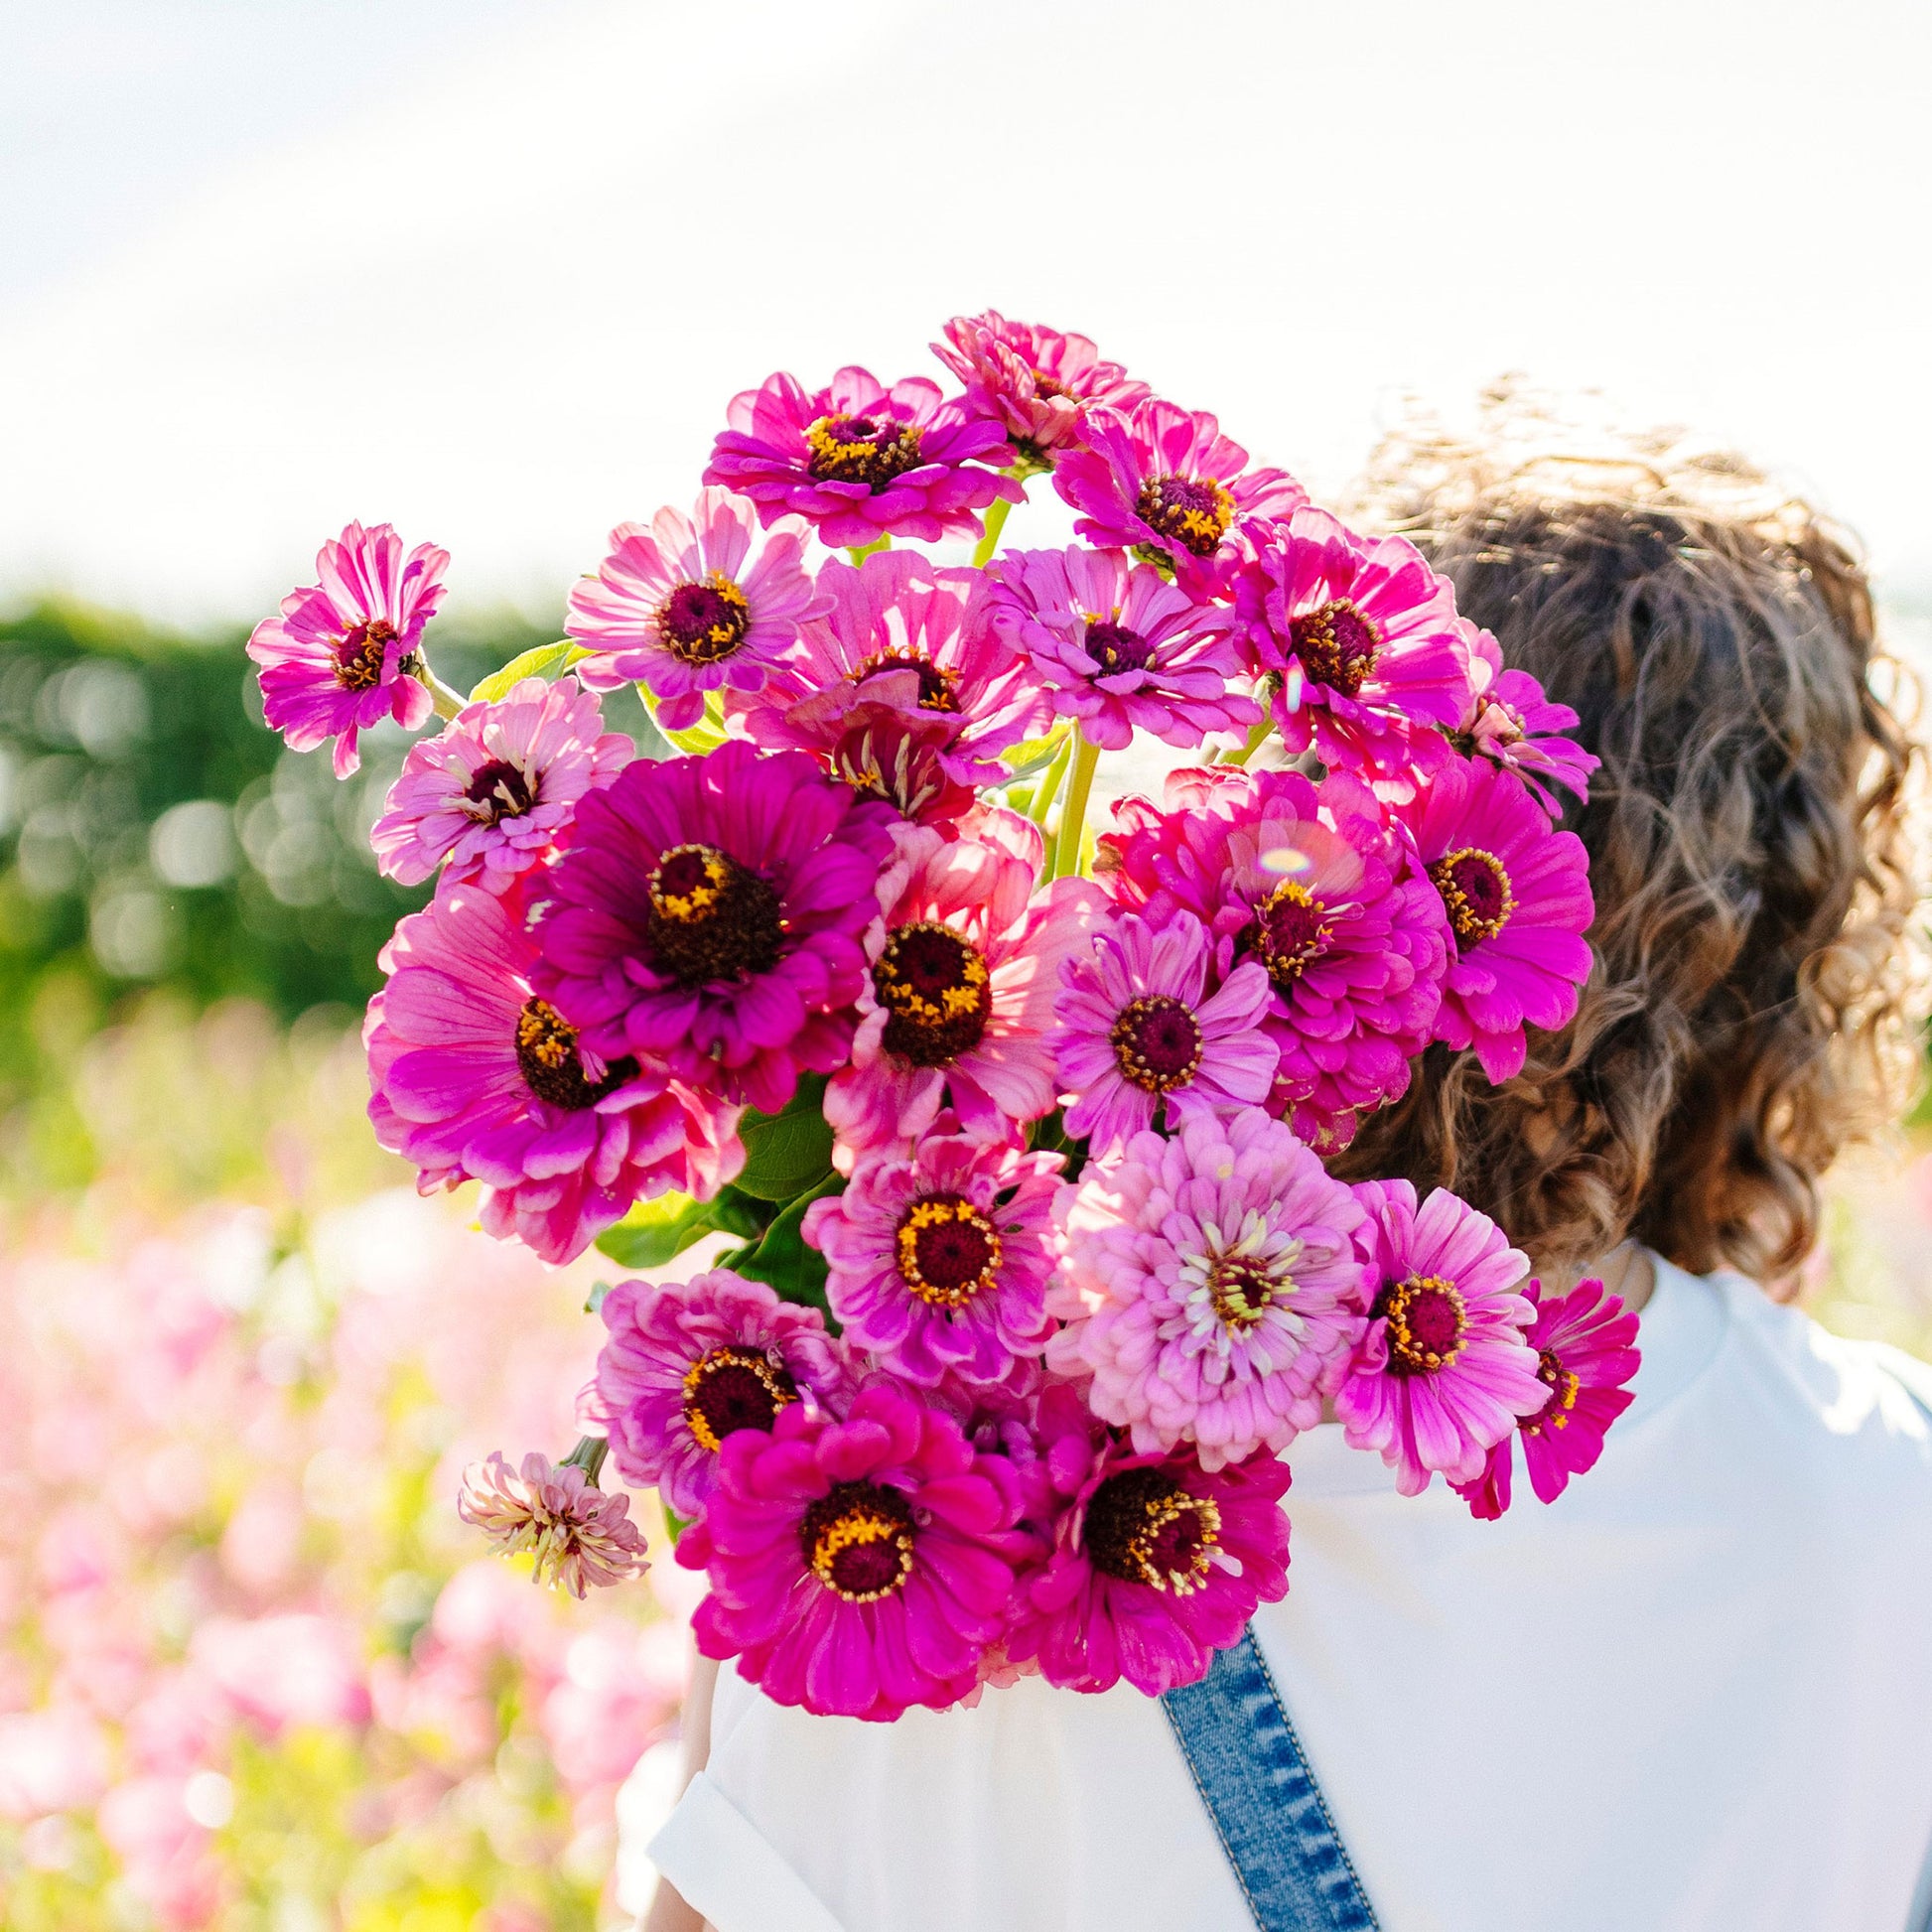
top-left (2, 602), bottom-right (1930, 1929)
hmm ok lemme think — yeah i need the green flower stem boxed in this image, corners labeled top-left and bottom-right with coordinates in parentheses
top-left (971, 494), bottom-right (1017, 569)
top-left (560, 1436), bottom-right (611, 1485)
top-left (846, 535), bottom-right (892, 565)
top-left (1226, 713), bottom-right (1275, 766)
top-left (1029, 733), bottom-right (1073, 830)
top-left (1053, 735), bottom-right (1102, 880)
top-left (417, 657), bottom-right (470, 722)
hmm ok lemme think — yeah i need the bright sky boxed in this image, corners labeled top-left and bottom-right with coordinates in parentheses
top-left (2, 0), bottom-right (1927, 626)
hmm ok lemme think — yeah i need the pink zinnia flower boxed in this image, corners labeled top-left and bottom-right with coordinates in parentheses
top-left (1399, 757), bottom-right (1594, 1083)
top-left (246, 520), bottom-right (447, 778)
top-left (1052, 398), bottom-right (1305, 594)
top-left (1334, 1179), bottom-right (1548, 1496)
top-left (1099, 765), bottom-right (1449, 1150)
top-left (368, 675), bottom-right (629, 890)
top-left (703, 366), bottom-right (1022, 548)
top-left (593, 1270), bottom-right (849, 1520)
top-left (457, 1451), bottom-right (650, 1598)
top-left (733, 549), bottom-right (1046, 782)
top-left (802, 1135), bottom-right (1062, 1387)
top-left (365, 880), bottom-right (742, 1265)
top-left (1456, 621), bottom-right (1597, 813)
top-left (1048, 1109), bottom-right (1368, 1467)
top-left (824, 810), bottom-right (1104, 1161)
top-left (982, 546), bottom-right (1260, 752)
top-left (564, 488), bottom-right (830, 730)
top-left (678, 1382), bottom-right (1031, 1721)
top-left (1051, 911), bottom-right (1276, 1156)
top-left (1453, 1277), bottom-right (1641, 1519)
top-left (819, 696), bottom-right (981, 831)
top-left (932, 311), bottom-right (1149, 462)
top-left (1004, 1387), bottom-right (1291, 1698)
top-left (1234, 506), bottom-right (1474, 790)
top-left (531, 740), bottom-right (897, 1115)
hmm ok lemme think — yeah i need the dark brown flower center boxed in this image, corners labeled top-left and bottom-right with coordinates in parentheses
top-left (514, 998), bottom-right (638, 1110)
top-left (1374, 1273), bottom-right (1467, 1375)
top-left (1248, 881), bottom-right (1332, 986)
top-left (645, 842), bottom-right (784, 986)
top-left (1082, 618), bottom-right (1156, 675)
top-left (1289, 599), bottom-right (1381, 697)
top-left (1084, 1465), bottom-right (1220, 1594)
top-left (895, 1193), bottom-right (1003, 1310)
top-left (805, 414), bottom-right (925, 492)
top-left (850, 647), bottom-right (959, 712)
top-left (1523, 1345), bottom-right (1582, 1437)
top-left (1109, 995), bottom-right (1204, 1093)
top-left (463, 759), bottom-right (537, 824)
top-left (800, 1480), bottom-right (915, 1602)
top-left (1135, 474), bottom-right (1234, 559)
top-left (657, 574), bottom-right (751, 666)
top-left (874, 920), bottom-right (991, 1066)
top-left (1429, 847), bottom-right (1513, 948)
top-left (335, 618), bottom-right (398, 691)
top-left (681, 1345), bottom-right (798, 1453)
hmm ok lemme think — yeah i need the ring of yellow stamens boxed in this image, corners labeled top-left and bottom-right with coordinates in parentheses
top-left (800, 1481), bottom-right (916, 1602)
top-left (894, 1194), bottom-right (1004, 1310)
top-left (1429, 847), bottom-right (1514, 947)
top-left (1376, 1273), bottom-right (1468, 1376)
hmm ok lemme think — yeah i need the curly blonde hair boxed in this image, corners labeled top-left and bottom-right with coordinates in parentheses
top-left (1333, 389), bottom-right (1932, 1291)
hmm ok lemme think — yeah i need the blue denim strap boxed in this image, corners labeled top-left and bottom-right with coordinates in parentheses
top-left (1162, 1627), bottom-right (1380, 1932)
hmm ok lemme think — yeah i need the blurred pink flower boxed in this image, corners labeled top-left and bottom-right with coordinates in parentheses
top-left (191, 1613), bottom-right (372, 1736)
top-left (0, 1704), bottom-right (111, 1820)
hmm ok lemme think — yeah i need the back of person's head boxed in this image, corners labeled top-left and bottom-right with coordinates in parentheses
top-left (1333, 386), bottom-right (1931, 1292)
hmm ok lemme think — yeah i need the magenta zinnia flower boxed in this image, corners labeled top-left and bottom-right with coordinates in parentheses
top-left (1456, 621), bottom-right (1597, 813)
top-left (932, 311), bottom-right (1149, 462)
top-left (368, 675), bottom-right (629, 890)
top-left (802, 1135), bottom-right (1062, 1387)
top-left (1452, 1277), bottom-right (1641, 1519)
top-left (1048, 1109), bottom-right (1368, 1466)
top-left (824, 810), bottom-right (1104, 1159)
top-left (1052, 398), bottom-right (1305, 594)
top-left (1234, 507), bottom-right (1474, 790)
top-left (733, 549), bottom-right (1046, 782)
top-left (1050, 911), bottom-right (1277, 1156)
top-left (1004, 1387), bottom-right (1291, 1698)
top-left (1334, 1179), bottom-right (1547, 1495)
top-left (982, 546), bottom-right (1260, 752)
top-left (365, 881), bottom-right (743, 1265)
top-left (531, 740), bottom-right (897, 1114)
top-left (565, 488), bottom-right (829, 730)
top-left (1100, 765), bottom-right (1449, 1150)
top-left (703, 366), bottom-right (1022, 549)
top-left (593, 1270), bottom-right (849, 1519)
top-left (1399, 757), bottom-right (1594, 1083)
top-left (678, 1382), bottom-right (1031, 1721)
top-left (247, 520), bottom-right (447, 778)
top-left (457, 1450), bottom-right (650, 1597)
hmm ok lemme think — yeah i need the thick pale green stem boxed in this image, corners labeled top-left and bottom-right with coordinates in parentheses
top-left (846, 535), bottom-right (892, 565)
top-left (1053, 735), bottom-right (1101, 880)
top-left (1226, 713), bottom-right (1275, 766)
top-left (971, 494), bottom-right (1017, 569)
top-left (560, 1436), bottom-right (611, 1484)
top-left (417, 657), bottom-right (470, 722)
top-left (1028, 733), bottom-right (1073, 831)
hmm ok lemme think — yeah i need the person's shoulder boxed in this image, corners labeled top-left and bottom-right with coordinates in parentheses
top-left (1707, 1270), bottom-right (1932, 1510)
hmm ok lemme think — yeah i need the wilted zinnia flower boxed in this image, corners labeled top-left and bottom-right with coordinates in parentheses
top-left (457, 1450), bottom-right (650, 1597)
top-left (368, 675), bottom-right (630, 890)
top-left (247, 519), bottom-right (448, 778)
top-left (1455, 620), bottom-right (1597, 813)
top-left (704, 366), bottom-right (1021, 549)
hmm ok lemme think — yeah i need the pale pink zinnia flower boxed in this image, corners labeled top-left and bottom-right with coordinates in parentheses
top-left (368, 675), bottom-right (630, 890)
top-left (565, 488), bottom-right (829, 729)
top-left (1049, 1109), bottom-right (1370, 1468)
top-left (982, 545), bottom-right (1260, 752)
top-left (932, 311), bottom-right (1149, 463)
top-left (1334, 1178), bottom-right (1548, 1495)
top-left (457, 1450), bottom-right (650, 1598)
top-left (1050, 910), bottom-right (1278, 1157)
top-left (823, 809), bottom-right (1104, 1162)
top-left (247, 520), bottom-right (447, 778)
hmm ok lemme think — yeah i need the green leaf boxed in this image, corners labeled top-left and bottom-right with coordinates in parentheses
top-left (999, 725), bottom-right (1072, 783)
top-left (729, 1173), bottom-right (843, 1312)
top-left (1028, 1108), bottom-right (1090, 1182)
top-left (467, 639), bottom-right (587, 703)
top-left (734, 1073), bottom-right (836, 1201)
top-left (593, 1186), bottom-right (766, 1268)
top-left (647, 686), bottom-right (731, 755)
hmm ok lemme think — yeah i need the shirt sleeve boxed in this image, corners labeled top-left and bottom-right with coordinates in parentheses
top-left (648, 1769), bottom-right (850, 1932)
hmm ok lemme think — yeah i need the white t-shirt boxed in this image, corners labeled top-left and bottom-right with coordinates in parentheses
top-left (648, 1258), bottom-right (1932, 1932)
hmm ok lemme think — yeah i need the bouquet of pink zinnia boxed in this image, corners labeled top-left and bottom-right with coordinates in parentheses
top-left (249, 312), bottom-right (1638, 1719)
